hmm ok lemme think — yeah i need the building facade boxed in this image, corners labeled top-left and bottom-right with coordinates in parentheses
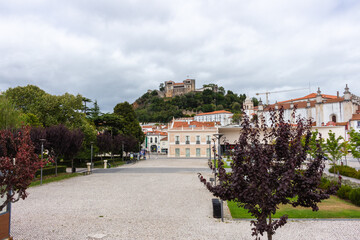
top-left (246, 85), bottom-right (360, 130)
top-left (167, 121), bottom-right (218, 158)
top-left (194, 110), bottom-right (233, 126)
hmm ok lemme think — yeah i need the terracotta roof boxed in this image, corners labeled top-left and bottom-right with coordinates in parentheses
top-left (336, 122), bottom-right (348, 126)
top-left (277, 93), bottom-right (337, 104)
top-left (351, 114), bottom-right (360, 120)
top-left (172, 121), bottom-right (216, 128)
top-left (196, 110), bottom-right (232, 116)
top-left (264, 101), bottom-right (316, 111)
top-left (324, 97), bottom-right (344, 103)
top-left (160, 136), bottom-right (168, 141)
top-left (147, 130), bottom-right (167, 136)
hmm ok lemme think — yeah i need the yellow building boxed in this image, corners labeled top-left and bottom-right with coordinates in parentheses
top-left (167, 120), bottom-right (218, 158)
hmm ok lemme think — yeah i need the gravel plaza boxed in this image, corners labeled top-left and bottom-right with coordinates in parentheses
top-left (11, 155), bottom-right (360, 240)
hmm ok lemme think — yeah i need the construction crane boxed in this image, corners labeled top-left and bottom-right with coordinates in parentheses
top-left (256, 87), bottom-right (309, 105)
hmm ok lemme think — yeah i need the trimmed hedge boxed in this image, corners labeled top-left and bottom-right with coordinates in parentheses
top-left (337, 185), bottom-right (352, 200)
top-left (329, 165), bottom-right (360, 180)
top-left (35, 165), bottom-right (67, 177)
top-left (318, 177), bottom-right (340, 194)
top-left (349, 188), bottom-right (360, 206)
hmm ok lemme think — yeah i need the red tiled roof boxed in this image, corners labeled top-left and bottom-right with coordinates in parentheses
top-left (264, 96), bottom-right (344, 111)
top-left (277, 93), bottom-right (337, 104)
top-left (196, 110), bottom-right (232, 116)
top-left (172, 121), bottom-right (216, 128)
top-left (336, 122), bottom-right (348, 126)
top-left (351, 114), bottom-right (360, 120)
top-left (160, 136), bottom-right (168, 141)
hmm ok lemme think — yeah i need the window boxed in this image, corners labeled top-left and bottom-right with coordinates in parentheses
top-left (206, 135), bottom-right (211, 144)
top-left (175, 136), bottom-right (180, 144)
top-left (331, 115), bottom-right (337, 123)
top-left (196, 148), bottom-right (201, 157)
top-left (175, 148), bottom-right (180, 157)
top-left (186, 136), bottom-right (190, 144)
top-left (206, 148), bottom-right (211, 157)
top-left (196, 136), bottom-right (200, 144)
top-left (150, 137), bottom-right (153, 143)
top-left (357, 121), bottom-right (360, 128)
top-left (155, 137), bottom-right (157, 143)
top-left (186, 148), bottom-right (190, 157)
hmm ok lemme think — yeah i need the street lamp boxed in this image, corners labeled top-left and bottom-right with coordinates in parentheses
top-left (40, 139), bottom-right (46, 185)
top-left (213, 133), bottom-right (224, 222)
top-left (90, 141), bottom-right (94, 172)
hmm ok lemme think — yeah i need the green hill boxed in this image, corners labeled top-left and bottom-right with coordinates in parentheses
top-left (134, 85), bottom-right (257, 123)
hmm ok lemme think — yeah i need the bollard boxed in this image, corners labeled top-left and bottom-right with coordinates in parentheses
top-left (104, 160), bottom-right (108, 169)
top-left (86, 162), bottom-right (91, 174)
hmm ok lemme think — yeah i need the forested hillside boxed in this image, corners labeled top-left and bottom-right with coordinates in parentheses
top-left (134, 85), bottom-right (258, 123)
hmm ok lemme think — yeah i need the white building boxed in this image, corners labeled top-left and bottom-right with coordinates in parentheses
top-left (194, 110), bottom-right (233, 126)
top-left (244, 85), bottom-right (360, 139)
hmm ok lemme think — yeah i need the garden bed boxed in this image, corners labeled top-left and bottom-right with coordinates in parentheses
top-left (228, 195), bottom-right (360, 219)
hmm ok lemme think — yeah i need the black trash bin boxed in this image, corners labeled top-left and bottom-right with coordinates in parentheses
top-left (212, 198), bottom-right (221, 218)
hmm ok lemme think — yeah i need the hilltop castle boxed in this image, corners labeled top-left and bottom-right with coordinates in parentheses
top-left (164, 79), bottom-right (218, 98)
top-left (164, 79), bottom-right (196, 97)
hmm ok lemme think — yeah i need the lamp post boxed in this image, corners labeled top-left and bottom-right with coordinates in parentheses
top-left (90, 141), bottom-right (94, 172)
top-left (213, 133), bottom-right (224, 222)
top-left (40, 139), bottom-right (46, 185)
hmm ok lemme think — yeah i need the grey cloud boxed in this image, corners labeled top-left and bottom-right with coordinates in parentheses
top-left (1, 0), bottom-right (360, 112)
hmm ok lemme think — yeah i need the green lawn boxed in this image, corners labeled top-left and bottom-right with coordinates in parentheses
top-left (228, 196), bottom-right (360, 219)
top-left (30, 173), bottom-right (82, 187)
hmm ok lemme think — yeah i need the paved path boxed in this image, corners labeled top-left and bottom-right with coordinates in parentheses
top-left (11, 156), bottom-right (360, 240)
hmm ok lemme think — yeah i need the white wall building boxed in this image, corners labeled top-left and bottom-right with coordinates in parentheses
top-left (194, 110), bottom-right (233, 126)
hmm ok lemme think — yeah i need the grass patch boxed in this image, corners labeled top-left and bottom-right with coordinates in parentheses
top-left (30, 172), bottom-right (81, 187)
top-left (228, 195), bottom-right (360, 219)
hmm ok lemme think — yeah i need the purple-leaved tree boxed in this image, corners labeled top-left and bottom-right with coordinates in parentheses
top-left (199, 108), bottom-right (329, 240)
top-left (0, 126), bottom-right (41, 211)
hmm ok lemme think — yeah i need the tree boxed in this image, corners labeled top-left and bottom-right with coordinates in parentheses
top-left (231, 102), bottom-right (242, 113)
top-left (323, 131), bottom-right (346, 176)
top-left (113, 102), bottom-right (145, 144)
top-left (45, 124), bottom-right (71, 176)
top-left (64, 129), bottom-right (84, 172)
top-left (0, 95), bottom-right (22, 129)
top-left (199, 108), bottom-right (328, 240)
top-left (96, 132), bottom-right (112, 159)
top-left (88, 100), bottom-right (101, 119)
top-left (0, 126), bottom-right (41, 211)
top-left (30, 127), bottom-right (46, 155)
top-left (232, 113), bottom-right (242, 124)
top-left (348, 129), bottom-right (360, 163)
top-left (159, 83), bottom-right (165, 92)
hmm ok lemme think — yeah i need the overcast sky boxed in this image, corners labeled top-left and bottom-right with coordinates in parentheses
top-left (1, 0), bottom-right (359, 112)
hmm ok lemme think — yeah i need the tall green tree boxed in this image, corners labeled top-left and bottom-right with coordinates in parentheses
top-left (0, 95), bottom-right (21, 129)
top-left (323, 131), bottom-right (346, 176)
top-left (114, 102), bottom-right (144, 144)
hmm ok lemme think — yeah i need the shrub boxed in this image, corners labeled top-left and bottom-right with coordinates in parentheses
top-left (349, 188), bottom-right (360, 206)
top-left (329, 165), bottom-right (360, 180)
top-left (337, 185), bottom-right (352, 200)
top-left (318, 177), bottom-right (340, 194)
top-left (35, 165), bottom-right (67, 177)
